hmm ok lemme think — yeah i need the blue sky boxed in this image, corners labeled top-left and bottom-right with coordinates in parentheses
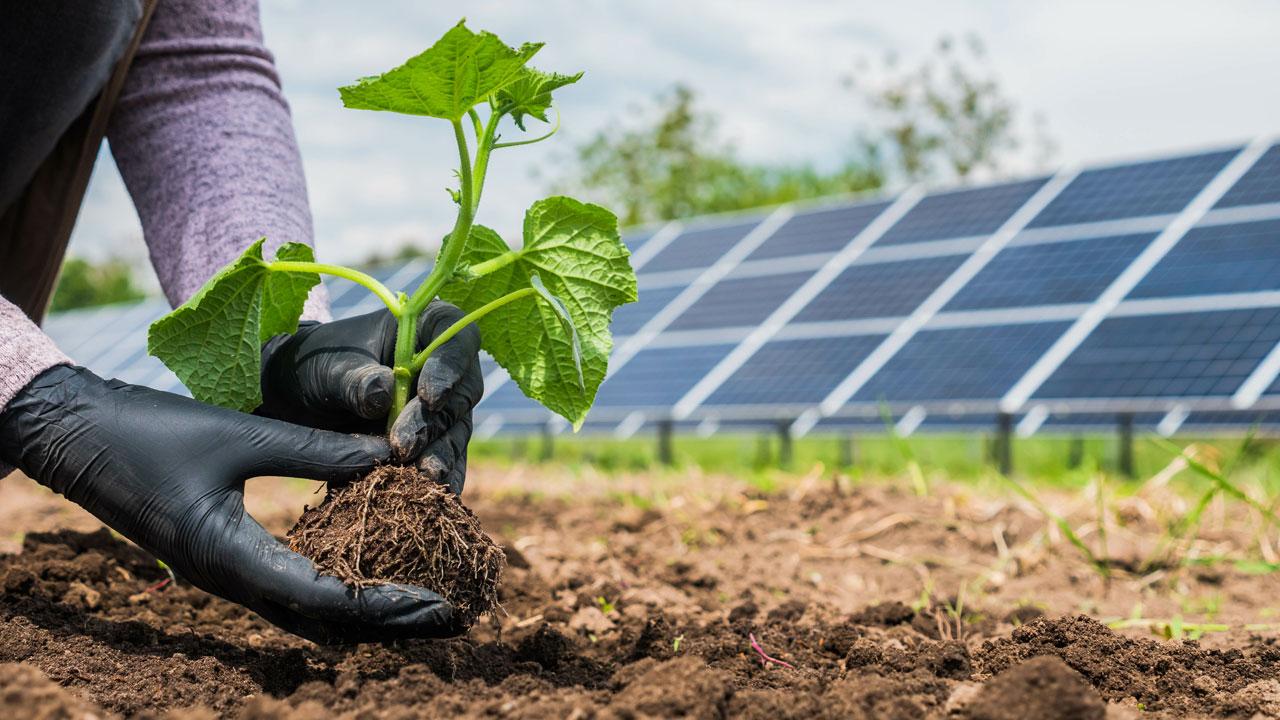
top-left (72, 0), bottom-right (1280, 275)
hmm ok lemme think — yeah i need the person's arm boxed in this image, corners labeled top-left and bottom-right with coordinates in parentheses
top-left (0, 299), bottom-right (71, 478)
top-left (105, 0), bottom-right (482, 485)
top-left (106, 0), bottom-right (328, 318)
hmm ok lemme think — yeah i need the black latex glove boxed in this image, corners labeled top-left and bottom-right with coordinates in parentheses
top-left (0, 365), bottom-right (463, 644)
top-left (257, 301), bottom-right (483, 495)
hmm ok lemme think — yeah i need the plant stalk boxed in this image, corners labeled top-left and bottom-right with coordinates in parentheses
top-left (406, 120), bottom-right (478, 317)
top-left (465, 249), bottom-right (521, 278)
top-left (390, 114), bottom-right (495, 426)
top-left (388, 292), bottom-right (416, 431)
top-left (410, 287), bottom-right (536, 373)
top-left (269, 261), bottom-right (401, 315)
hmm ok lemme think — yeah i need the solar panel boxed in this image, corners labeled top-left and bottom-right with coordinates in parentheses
top-left (794, 254), bottom-right (968, 322)
top-left (944, 233), bottom-right (1156, 311)
top-left (1028, 148), bottom-right (1239, 228)
top-left (593, 344), bottom-right (735, 408)
top-left (705, 335), bottom-right (887, 406)
top-left (1127, 219), bottom-right (1280, 299)
top-left (610, 283), bottom-right (687, 336)
top-left (853, 322), bottom-right (1073, 403)
top-left (746, 200), bottom-right (891, 260)
top-left (874, 178), bottom-right (1048, 246)
top-left (476, 376), bottom-right (545, 412)
top-left (638, 218), bottom-right (761, 273)
top-left (623, 230), bottom-right (655, 253)
top-left (1216, 144), bottom-right (1280, 208)
top-left (667, 270), bottom-right (811, 331)
top-left (36, 138), bottom-right (1280, 439)
top-left (1033, 307), bottom-right (1280, 400)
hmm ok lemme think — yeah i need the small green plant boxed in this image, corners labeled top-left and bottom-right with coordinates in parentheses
top-left (595, 596), bottom-right (616, 615)
top-left (147, 20), bottom-right (637, 429)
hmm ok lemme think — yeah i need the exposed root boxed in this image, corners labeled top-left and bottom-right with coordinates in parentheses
top-left (287, 465), bottom-right (504, 629)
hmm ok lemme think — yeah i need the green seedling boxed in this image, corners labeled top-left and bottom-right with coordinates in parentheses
top-left (1147, 431), bottom-right (1280, 572)
top-left (672, 634), bottom-right (685, 653)
top-left (147, 20), bottom-right (637, 430)
top-left (998, 471), bottom-right (1111, 582)
top-left (595, 596), bottom-right (616, 615)
top-left (879, 404), bottom-right (927, 496)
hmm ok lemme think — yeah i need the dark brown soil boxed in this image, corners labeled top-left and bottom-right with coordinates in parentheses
top-left (287, 465), bottom-right (504, 628)
top-left (965, 655), bottom-right (1105, 720)
top-left (6, 465), bottom-right (1280, 718)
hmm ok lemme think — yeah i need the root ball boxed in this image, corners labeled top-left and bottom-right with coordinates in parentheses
top-left (287, 465), bottom-right (504, 629)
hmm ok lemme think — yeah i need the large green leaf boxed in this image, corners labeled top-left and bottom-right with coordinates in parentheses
top-left (339, 20), bottom-right (541, 121)
top-left (441, 197), bottom-right (637, 428)
top-left (497, 66), bottom-right (583, 130)
top-left (148, 239), bottom-right (319, 412)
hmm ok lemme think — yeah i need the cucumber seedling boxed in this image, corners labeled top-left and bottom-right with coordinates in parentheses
top-left (148, 19), bottom-right (637, 433)
top-left (145, 20), bottom-right (637, 626)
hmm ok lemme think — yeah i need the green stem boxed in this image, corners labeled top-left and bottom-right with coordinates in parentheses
top-left (410, 287), bottom-right (537, 372)
top-left (493, 107), bottom-right (561, 149)
top-left (389, 118), bottom-right (481, 426)
top-left (387, 291), bottom-right (415, 431)
top-left (406, 120), bottom-right (475, 316)
top-left (465, 249), bottom-right (522, 278)
top-left (470, 106), bottom-right (500, 212)
top-left (269, 261), bottom-right (401, 315)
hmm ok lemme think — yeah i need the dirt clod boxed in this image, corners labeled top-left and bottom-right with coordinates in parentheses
top-left (287, 465), bottom-right (504, 628)
top-left (965, 655), bottom-right (1104, 720)
top-left (1, 662), bottom-right (110, 720)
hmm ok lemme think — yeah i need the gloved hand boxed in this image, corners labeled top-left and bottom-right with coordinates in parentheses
top-left (257, 301), bottom-right (483, 494)
top-left (0, 365), bottom-right (462, 644)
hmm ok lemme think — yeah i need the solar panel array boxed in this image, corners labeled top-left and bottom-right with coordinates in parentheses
top-left (41, 137), bottom-right (1280, 439)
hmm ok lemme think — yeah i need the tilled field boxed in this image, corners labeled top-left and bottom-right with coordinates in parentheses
top-left (4, 463), bottom-right (1280, 719)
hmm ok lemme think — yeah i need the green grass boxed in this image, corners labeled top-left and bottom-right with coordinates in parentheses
top-left (471, 431), bottom-right (1280, 491)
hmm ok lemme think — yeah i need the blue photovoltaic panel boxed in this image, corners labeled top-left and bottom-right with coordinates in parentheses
top-left (624, 231), bottom-right (654, 253)
top-left (874, 178), bottom-right (1048, 246)
top-left (610, 283), bottom-right (686, 336)
top-left (1128, 220), bottom-right (1280, 299)
top-left (1028, 148), bottom-right (1239, 228)
top-left (479, 378), bottom-right (545, 412)
top-left (640, 219), bottom-right (759, 274)
top-left (1034, 307), bottom-right (1280, 399)
top-left (706, 334), bottom-right (887, 406)
top-left (746, 200), bottom-right (891, 260)
top-left (594, 344), bottom-right (735, 408)
top-left (1217, 144), bottom-right (1280, 208)
top-left (667, 271), bottom-right (810, 331)
top-left (794, 254), bottom-right (967, 323)
top-left (944, 233), bottom-right (1155, 311)
top-left (854, 322), bottom-right (1072, 402)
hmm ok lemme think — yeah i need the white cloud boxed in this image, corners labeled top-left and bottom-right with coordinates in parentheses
top-left (70, 0), bottom-right (1280, 278)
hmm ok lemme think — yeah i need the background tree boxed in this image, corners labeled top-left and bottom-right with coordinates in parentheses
top-left (50, 257), bottom-right (146, 312)
top-left (554, 85), bottom-right (884, 226)
top-left (847, 34), bottom-right (1056, 183)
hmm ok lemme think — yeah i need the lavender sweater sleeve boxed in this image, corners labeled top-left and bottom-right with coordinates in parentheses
top-left (109, 0), bottom-right (330, 317)
top-left (2, 0), bottom-right (326, 472)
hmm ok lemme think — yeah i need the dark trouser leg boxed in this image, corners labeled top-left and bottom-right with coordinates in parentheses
top-left (0, 1), bottom-right (143, 209)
